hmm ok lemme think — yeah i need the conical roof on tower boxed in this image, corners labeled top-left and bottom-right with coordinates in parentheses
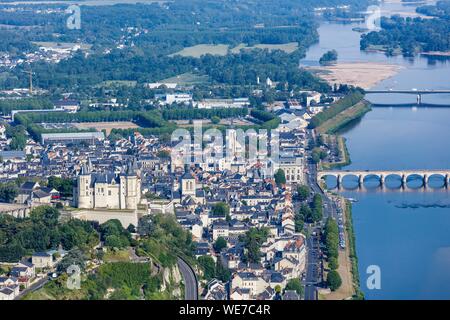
top-left (181, 170), bottom-right (195, 180)
top-left (80, 161), bottom-right (90, 175)
top-left (125, 158), bottom-right (138, 176)
top-left (181, 164), bottom-right (195, 180)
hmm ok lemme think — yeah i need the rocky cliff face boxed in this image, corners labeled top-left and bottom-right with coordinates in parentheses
top-left (160, 263), bottom-right (183, 299)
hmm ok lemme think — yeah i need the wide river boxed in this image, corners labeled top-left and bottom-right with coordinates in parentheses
top-left (303, 1), bottom-right (450, 299)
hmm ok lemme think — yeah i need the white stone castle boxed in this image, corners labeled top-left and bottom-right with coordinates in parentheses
top-left (74, 159), bottom-right (141, 210)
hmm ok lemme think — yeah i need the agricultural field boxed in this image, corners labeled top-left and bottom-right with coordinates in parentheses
top-left (231, 42), bottom-right (299, 54)
top-left (170, 42), bottom-right (299, 58)
top-left (172, 117), bottom-right (253, 127)
top-left (161, 72), bottom-right (210, 86)
top-left (96, 80), bottom-right (137, 88)
top-left (169, 44), bottom-right (230, 58)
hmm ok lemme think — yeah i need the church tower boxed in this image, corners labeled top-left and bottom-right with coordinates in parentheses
top-left (181, 170), bottom-right (196, 198)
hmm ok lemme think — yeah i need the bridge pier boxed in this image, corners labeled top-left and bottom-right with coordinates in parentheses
top-left (380, 175), bottom-right (385, 188)
top-left (417, 94), bottom-right (422, 105)
top-left (337, 175), bottom-right (343, 189)
top-left (423, 174), bottom-right (428, 188)
top-left (445, 175), bottom-right (449, 188)
top-left (401, 174), bottom-right (407, 188)
top-left (358, 175), bottom-right (364, 188)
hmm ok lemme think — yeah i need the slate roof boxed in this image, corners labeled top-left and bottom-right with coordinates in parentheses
top-left (20, 181), bottom-right (38, 191)
top-left (236, 272), bottom-right (258, 280)
top-left (32, 189), bottom-right (50, 199)
top-left (0, 287), bottom-right (15, 296)
top-left (181, 171), bottom-right (195, 180)
top-left (32, 252), bottom-right (52, 257)
top-left (90, 172), bottom-right (120, 186)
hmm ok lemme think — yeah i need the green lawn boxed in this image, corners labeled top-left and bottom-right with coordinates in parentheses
top-left (169, 44), bottom-right (230, 58)
top-left (103, 249), bottom-right (132, 263)
top-left (161, 72), bottom-right (210, 85)
top-left (170, 42), bottom-right (299, 58)
top-left (96, 80), bottom-right (137, 88)
top-left (231, 42), bottom-right (299, 54)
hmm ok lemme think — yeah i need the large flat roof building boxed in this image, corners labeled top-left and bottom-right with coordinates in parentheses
top-left (41, 131), bottom-right (104, 145)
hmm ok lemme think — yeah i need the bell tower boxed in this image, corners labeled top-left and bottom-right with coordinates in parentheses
top-left (181, 170), bottom-right (196, 198)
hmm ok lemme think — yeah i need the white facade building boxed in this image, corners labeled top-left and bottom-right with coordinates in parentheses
top-left (165, 94), bottom-right (193, 105)
top-left (74, 160), bottom-right (141, 210)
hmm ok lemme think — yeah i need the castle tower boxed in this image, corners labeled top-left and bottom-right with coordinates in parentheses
top-left (124, 159), bottom-right (141, 210)
top-left (77, 163), bottom-right (92, 208)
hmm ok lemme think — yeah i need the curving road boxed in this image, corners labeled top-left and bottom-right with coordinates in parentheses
top-left (15, 275), bottom-right (49, 300)
top-left (177, 257), bottom-right (198, 300)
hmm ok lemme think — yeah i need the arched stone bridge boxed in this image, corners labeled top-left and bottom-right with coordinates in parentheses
top-left (318, 170), bottom-right (450, 188)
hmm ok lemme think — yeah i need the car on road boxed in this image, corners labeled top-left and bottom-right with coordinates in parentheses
top-left (47, 272), bottom-right (58, 279)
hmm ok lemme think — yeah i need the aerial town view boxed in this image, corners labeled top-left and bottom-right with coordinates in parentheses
top-left (0, 0), bottom-right (449, 310)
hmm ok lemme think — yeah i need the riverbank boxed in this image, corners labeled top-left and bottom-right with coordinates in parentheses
top-left (316, 99), bottom-right (372, 134)
top-left (315, 98), bottom-right (369, 298)
top-left (321, 135), bottom-right (352, 170)
top-left (382, 0), bottom-right (435, 19)
top-left (316, 96), bottom-right (372, 170)
top-left (420, 51), bottom-right (450, 57)
top-left (320, 196), bottom-right (358, 300)
top-left (344, 200), bottom-right (363, 299)
top-left (363, 46), bottom-right (450, 59)
top-left (307, 62), bottom-right (402, 90)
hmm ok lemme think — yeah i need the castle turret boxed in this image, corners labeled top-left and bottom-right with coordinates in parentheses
top-left (77, 163), bottom-right (92, 208)
top-left (76, 158), bottom-right (141, 210)
top-left (124, 159), bottom-right (141, 210)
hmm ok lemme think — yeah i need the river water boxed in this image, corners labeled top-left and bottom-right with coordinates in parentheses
top-left (302, 1), bottom-right (450, 299)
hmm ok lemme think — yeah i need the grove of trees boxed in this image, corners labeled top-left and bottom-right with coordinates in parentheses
top-left (327, 270), bottom-right (342, 291)
top-left (319, 50), bottom-right (338, 65)
top-left (0, 206), bottom-right (98, 262)
top-left (360, 10), bottom-right (450, 57)
top-left (296, 185), bottom-right (310, 202)
top-left (240, 227), bottom-right (269, 264)
top-left (274, 169), bottom-right (287, 187)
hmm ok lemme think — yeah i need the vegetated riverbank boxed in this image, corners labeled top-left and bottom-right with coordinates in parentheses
top-left (314, 94), bottom-right (368, 298)
top-left (363, 45), bottom-right (450, 58)
top-left (344, 200), bottom-right (363, 300)
top-left (310, 91), bottom-right (366, 129)
top-left (320, 196), bottom-right (362, 300)
top-left (420, 51), bottom-right (450, 57)
top-left (316, 95), bottom-right (372, 170)
top-left (316, 99), bottom-right (372, 135)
